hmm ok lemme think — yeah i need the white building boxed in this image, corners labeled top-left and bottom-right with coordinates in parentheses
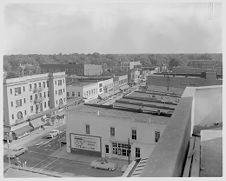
top-left (3, 72), bottom-right (67, 139)
top-left (66, 105), bottom-right (168, 160)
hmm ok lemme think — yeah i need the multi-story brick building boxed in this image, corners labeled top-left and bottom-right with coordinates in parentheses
top-left (40, 63), bottom-right (103, 76)
top-left (3, 72), bottom-right (67, 139)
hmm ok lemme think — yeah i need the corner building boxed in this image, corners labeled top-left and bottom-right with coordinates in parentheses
top-left (3, 72), bottom-right (67, 139)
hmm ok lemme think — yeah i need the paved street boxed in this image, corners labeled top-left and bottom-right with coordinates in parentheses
top-left (4, 124), bottom-right (123, 177)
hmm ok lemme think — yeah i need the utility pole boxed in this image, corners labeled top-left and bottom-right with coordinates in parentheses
top-left (128, 138), bottom-right (131, 165)
top-left (7, 132), bottom-right (11, 167)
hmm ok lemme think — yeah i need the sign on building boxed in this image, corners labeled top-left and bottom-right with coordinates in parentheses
top-left (70, 134), bottom-right (101, 152)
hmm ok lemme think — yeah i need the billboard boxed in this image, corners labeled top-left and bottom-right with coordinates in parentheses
top-left (70, 134), bottom-right (101, 152)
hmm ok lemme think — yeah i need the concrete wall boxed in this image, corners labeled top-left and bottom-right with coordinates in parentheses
top-left (66, 109), bottom-right (166, 160)
top-left (140, 97), bottom-right (193, 177)
top-left (193, 86), bottom-right (222, 126)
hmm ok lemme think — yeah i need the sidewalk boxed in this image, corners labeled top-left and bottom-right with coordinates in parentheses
top-left (4, 118), bottom-right (66, 151)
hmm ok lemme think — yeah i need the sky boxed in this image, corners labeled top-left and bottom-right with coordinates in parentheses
top-left (3, 1), bottom-right (222, 54)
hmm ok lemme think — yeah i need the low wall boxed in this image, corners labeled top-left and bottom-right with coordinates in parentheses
top-left (140, 97), bottom-right (193, 177)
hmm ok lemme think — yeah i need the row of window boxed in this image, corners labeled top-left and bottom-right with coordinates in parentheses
top-left (55, 79), bottom-right (65, 86)
top-left (9, 79), bottom-right (65, 96)
top-left (106, 142), bottom-right (140, 158)
top-left (11, 98), bottom-right (66, 120)
top-left (55, 89), bottom-right (65, 95)
top-left (29, 81), bottom-right (49, 91)
top-left (85, 125), bottom-right (161, 143)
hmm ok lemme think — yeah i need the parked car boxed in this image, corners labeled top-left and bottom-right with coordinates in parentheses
top-left (46, 129), bottom-right (60, 138)
top-left (6, 147), bottom-right (27, 159)
top-left (90, 158), bottom-right (117, 171)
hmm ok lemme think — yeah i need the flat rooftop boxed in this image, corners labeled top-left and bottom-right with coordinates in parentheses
top-left (67, 81), bottom-right (97, 87)
top-left (68, 104), bottom-right (169, 125)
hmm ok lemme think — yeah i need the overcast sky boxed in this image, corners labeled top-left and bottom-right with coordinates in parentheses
top-left (4, 2), bottom-right (222, 54)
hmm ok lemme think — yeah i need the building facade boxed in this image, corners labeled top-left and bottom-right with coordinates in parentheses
top-left (67, 82), bottom-right (99, 101)
top-left (66, 106), bottom-right (167, 160)
top-left (121, 61), bottom-right (141, 72)
top-left (40, 63), bottom-right (103, 76)
top-left (3, 72), bottom-right (67, 138)
top-left (128, 69), bottom-right (141, 84)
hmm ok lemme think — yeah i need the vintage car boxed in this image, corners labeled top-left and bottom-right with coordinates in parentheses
top-left (6, 147), bottom-right (27, 159)
top-left (90, 158), bottom-right (117, 171)
top-left (46, 129), bottom-right (61, 139)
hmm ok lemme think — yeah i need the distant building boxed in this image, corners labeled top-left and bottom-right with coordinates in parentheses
top-left (146, 72), bottom-right (222, 95)
top-left (3, 72), bottom-right (67, 140)
top-left (187, 60), bottom-right (222, 71)
top-left (66, 77), bottom-right (115, 101)
top-left (40, 63), bottom-right (103, 76)
top-left (128, 68), bottom-right (141, 84)
top-left (121, 61), bottom-right (141, 72)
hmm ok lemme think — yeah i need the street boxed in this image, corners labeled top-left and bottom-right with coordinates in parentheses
top-left (4, 124), bottom-right (122, 177)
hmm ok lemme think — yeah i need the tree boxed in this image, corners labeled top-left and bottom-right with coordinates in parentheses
top-left (168, 58), bottom-right (181, 69)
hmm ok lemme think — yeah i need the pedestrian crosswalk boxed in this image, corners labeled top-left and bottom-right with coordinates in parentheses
top-left (131, 158), bottom-right (149, 177)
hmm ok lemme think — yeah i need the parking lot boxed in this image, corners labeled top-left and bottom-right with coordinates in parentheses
top-left (4, 126), bottom-right (123, 177)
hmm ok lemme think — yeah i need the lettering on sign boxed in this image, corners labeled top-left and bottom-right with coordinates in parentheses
top-left (71, 134), bottom-right (101, 152)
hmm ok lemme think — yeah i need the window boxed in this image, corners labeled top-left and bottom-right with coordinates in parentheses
top-left (78, 92), bottom-right (80, 97)
top-left (56, 100), bottom-right (58, 105)
top-left (34, 83), bottom-right (37, 88)
top-left (58, 89), bottom-right (63, 95)
top-left (135, 147), bottom-right (140, 158)
top-left (47, 81), bottom-right (49, 87)
top-left (105, 145), bottom-right (109, 154)
top-left (15, 87), bottom-right (21, 95)
top-left (44, 92), bottom-right (46, 98)
top-left (63, 88), bottom-right (65, 92)
top-left (29, 84), bottom-right (32, 90)
top-left (55, 81), bottom-right (57, 85)
top-left (132, 129), bottom-right (137, 140)
top-left (24, 110), bottom-right (26, 115)
top-left (58, 80), bottom-right (63, 86)
top-left (30, 106), bottom-right (33, 112)
top-left (10, 89), bottom-right (12, 94)
top-left (55, 90), bottom-right (57, 95)
top-left (72, 92), bottom-right (75, 96)
top-left (39, 93), bottom-right (42, 97)
top-left (64, 98), bottom-right (66, 102)
top-left (110, 127), bottom-right (115, 137)
top-left (112, 142), bottom-right (130, 156)
top-left (35, 94), bottom-right (38, 99)
top-left (11, 102), bottom-right (13, 107)
top-left (86, 124), bottom-right (90, 134)
top-left (12, 114), bottom-right (14, 119)
top-left (44, 102), bottom-right (46, 108)
top-left (48, 101), bottom-right (50, 107)
top-left (16, 99), bottom-right (22, 107)
top-left (39, 82), bottom-right (41, 87)
top-left (17, 111), bottom-right (23, 119)
top-left (48, 91), bottom-right (50, 97)
top-left (24, 98), bottom-right (26, 103)
top-left (63, 79), bottom-right (65, 83)
top-left (43, 82), bottom-right (45, 88)
top-left (67, 92), bottom-right (69, 97)
top-left (155, 131), bottom-right (160, 143)
top-left (30, 95), bottom-right (32, 101)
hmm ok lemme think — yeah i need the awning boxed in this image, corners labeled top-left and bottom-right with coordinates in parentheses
top-left (119, 84), bottom-right (130, 91)
top-left (98, 93), bottom-right (110, 100)
top-left (30, 118), bottom-right (45, 129)
top-left (12, 125), bottom-right (33, 138)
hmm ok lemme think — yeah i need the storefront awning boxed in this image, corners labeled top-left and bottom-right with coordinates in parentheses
top-left (98, 93), bottom-right (109, 100)
top-left (12, 125), bottom-right (33, 138)
top-left (30, 118), bottom-right (45, 129)
top-left (119, 84), bottom-right (130, 91)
